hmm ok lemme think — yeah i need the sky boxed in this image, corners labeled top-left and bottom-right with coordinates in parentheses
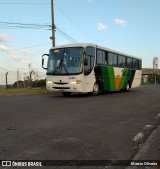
top-left (0, 0), bottom-right (160, 84)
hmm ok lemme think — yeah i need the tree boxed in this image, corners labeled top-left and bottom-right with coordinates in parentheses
top-left (13, 80), bottom-right (24, 88)
top-left (23, 76), bottom-right (29, 88)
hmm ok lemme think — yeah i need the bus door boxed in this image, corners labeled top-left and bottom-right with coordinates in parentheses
top-left (84, 47), bottom-right (96, 92)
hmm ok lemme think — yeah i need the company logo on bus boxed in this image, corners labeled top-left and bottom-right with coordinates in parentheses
top-left (69, 77), bottom-right (75, 79)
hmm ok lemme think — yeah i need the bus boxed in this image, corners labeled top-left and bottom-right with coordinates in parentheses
top-left (42, 43), bottom-right (142, 96)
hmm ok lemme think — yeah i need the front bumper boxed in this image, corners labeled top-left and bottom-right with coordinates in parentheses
top-left (46, 83), bottom-right (83, 93)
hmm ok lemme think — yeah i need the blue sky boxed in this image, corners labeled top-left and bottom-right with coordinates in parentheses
top-left (0, 0), bottom-right (160, 84)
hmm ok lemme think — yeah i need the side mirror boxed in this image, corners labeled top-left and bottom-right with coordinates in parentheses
top-left (42, 54), bottom-right (49, 70)
top-left (84, 58), bottom-right (88, 65)
top-left (42, 58), bottom-right (44, 66)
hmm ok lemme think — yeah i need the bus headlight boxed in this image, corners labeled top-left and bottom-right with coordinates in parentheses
top-left (46, 80), bottom-right (53, 84)
top-left (69, 80), bottom-right (81, 84)
top-left (69, 81), bottom-right (77, 85)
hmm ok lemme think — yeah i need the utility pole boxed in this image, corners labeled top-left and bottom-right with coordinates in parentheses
top-left (28, 64), bottom-right (31, 74)
top-left (29, 71), bottom-right (33, 89)
top-left (17, 69), bottom-right (19, 88)
top-left (6, 72), bottom-right (8, 89)
top-left (51, 0), bottom-right (55, 47)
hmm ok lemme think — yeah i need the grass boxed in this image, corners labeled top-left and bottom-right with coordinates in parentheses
top-left (0, 88), bottom-right (52, 96)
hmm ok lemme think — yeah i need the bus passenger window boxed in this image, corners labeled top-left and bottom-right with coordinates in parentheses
top-left (84, 47), bottom-right (95, 75)
top-left (126, 57), bottom-right (133, 68)
top-left (118, 55), bottom-right (126, 67)
top-left (113, 54), bottom-right (118, 66)
top-left (97, 49), bottom-right (106, 65)
top-left (133, 59), bottom-right (139, 69)
top-left (139, 60), bottom-right (142, 69)
top-left (108, 53), bottom-right (114, 66)
top-left (108, 53), bottom-right (117, 67)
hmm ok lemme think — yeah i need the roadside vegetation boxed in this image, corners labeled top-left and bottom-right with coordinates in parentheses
top-left (0, 79), bottom-right (53, 96)
top-left (0, 88), bottom-right (52, 96)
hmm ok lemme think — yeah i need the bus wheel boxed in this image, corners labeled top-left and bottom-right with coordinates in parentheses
top-left (121, 83), bottom-right (130, 92)
top-left (62, 92), bottom-right (71, 96)
top-left (125, 83), bottom-right (130, 92)
top-left (92, 83), bottom-right (99, 95)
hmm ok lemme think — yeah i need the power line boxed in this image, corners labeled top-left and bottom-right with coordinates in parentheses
top-left (0, 21), bottom-right (51, 30)
top-left (11, 43), bottom-right (51, 51)
top-left (0, 2), bottom-right (103, 45)
top-left (55, 4), bottom-right (104, 45)
top-left (0, 26), bottom-right (49, 30)
top-left (0, 21), bottom-right (78, 43)
top-left (0, 2), bottom-right (50, 5)
top-left (0, 21), bottom-right (50, 27)
top-left (56, 26), bottom-right (78, 43)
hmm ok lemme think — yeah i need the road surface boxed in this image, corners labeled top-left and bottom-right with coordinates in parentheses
top-left (0, 86), bottom-right (160, 168)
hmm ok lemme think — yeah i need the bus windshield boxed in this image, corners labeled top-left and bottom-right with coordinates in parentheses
top-left (47, 47), bottom-right (84, 75)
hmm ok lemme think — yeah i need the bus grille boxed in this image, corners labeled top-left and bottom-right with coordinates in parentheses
top-left (53, 87), bottom-right (70, 89)
top-left (54, 82), bottom-right (68, 85)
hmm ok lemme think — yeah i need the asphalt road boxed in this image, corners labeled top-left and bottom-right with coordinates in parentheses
top-left (0, 86), bottom-right (160, 169)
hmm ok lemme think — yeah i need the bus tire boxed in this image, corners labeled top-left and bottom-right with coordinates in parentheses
top-left (92, 83), bottom-right (100, 95)
top-left (125, 83), bottom-right (130, 92)
top-left (62, 92), bottom-right (71, 96)
top-left (120, 82), bottom-right (130, 92)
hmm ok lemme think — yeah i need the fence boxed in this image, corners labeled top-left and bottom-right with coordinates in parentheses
top-left (0, 69), bottom-right (46, 89)
top-left (1, 71), bottom-right (160, 89)
top-left (141, 74), bottom-right (160, 85)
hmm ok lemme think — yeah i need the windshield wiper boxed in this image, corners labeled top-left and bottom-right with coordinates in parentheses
top-left (53, 56), bottom-right (68, 74)
top-left (58, 56), bottom-right (64, 68)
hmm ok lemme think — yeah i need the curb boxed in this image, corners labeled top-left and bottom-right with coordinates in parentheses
top-left (125, 113), bottom-right (160, 169)
top-left (132, 113), bottom-right (160, 152)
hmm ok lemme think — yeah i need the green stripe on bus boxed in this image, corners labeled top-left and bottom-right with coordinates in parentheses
top-left (108, 67), bottom-right (116, 90)
top-left (95, 66), bottom-right (136, 91)
top-left (128, 69), bottom-right (136, 87)
top-left (101, 66), bottom-right (110, 90)
top-left (101, 66), bottom-right (115, 90)
top-left (119, 68), bottom-right (128, 89)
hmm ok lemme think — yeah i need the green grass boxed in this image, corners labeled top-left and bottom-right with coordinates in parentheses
top-left (0, 88), bottom-right (52, 96)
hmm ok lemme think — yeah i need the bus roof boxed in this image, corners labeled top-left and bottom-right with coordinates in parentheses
top-left (51, 43), bottom-right (142, 60)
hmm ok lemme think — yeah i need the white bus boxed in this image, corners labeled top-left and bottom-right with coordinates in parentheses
top-left (42, 43), bottom-right (142, 96)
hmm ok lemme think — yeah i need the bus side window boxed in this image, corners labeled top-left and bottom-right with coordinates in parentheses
top-left (108, 53), bottom-right (114, 66)
top-left (127, 57), bottom-right (133, 68)
top-left (96, 49), bottom-right (106, 65)
top-left (118, 55), bottom-right (126, 67)
top-left (108, 53), bottom-right (118, 67)
top-left (84, 47), bottom-right (95, 75)
top-left (139, 60), bottom-right (142, 69)
top-left (113, 54), bottom-right (118, 66)
top-left (133, 59), bottom-right (139, 69)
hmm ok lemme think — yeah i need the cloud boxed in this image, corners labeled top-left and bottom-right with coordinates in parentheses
top-left (97, 23), bottom-right (107, 30)
top-left (19, 49), bottom-right (33, 55)
top-left (0, 64), bottom-right (4, 69)
top-left (114, 18), bottom-right (127, 27)
top-left (0, 44), bottom-right (12, 52)
top-left (0, 33), bottom-right (10, 42)
top-left (11, 56), bottom-right (29, 64)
